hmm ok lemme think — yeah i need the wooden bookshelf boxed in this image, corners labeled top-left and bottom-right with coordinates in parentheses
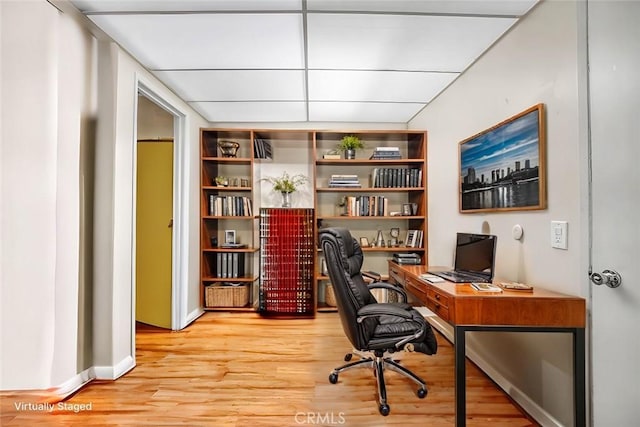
top-left (200, 129), bottom-right (258, 311)
top-left (314, 130), bottom-right (428, 309)
top-left (200, 128), bottom-right (428, 313)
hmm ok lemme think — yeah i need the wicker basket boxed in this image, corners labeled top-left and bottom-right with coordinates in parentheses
top-left (325, 283), bottom-right (337, 307)
top-left (205, 283), bottom-right (249, 307)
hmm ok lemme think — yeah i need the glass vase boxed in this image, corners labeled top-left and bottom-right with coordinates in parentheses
top-left (281, 192), bottom-right (292, 208)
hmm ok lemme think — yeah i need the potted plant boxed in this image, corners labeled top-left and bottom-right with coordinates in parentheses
top-left (337, 135), bottom-right (364, 159)
top-left (261, 171), bottom-right (308, 207)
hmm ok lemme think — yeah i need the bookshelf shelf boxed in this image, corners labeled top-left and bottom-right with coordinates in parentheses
top-left (202, 276), bottom-right (258, 283)
top-left (317, 215), bottom-right (426, 220)
top-left (202, 215), bottom-right (257, 219)
top-left (202, 186), bottom-right (252, 192)
top-left (202, 247), bottom-right (259, 253)
top-left (316, 187), bottom-right (424, 192)
top-left (202, 157), bottom-right (252, 163)
top-left (315, 158), bottom-right (424, 165)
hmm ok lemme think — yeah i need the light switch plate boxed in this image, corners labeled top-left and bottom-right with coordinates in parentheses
top-left (551, 221), bottom-right (568, 249)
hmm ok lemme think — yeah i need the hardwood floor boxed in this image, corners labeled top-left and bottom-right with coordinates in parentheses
top-left (1, 312), bottom-right (539, 426)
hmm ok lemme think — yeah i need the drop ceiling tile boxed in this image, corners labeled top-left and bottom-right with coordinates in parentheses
top-left (307, 0), bottom-right (538, 16)
top-left (191, 101), bottom-right (307, 122)
top-left (308, 70), bottom-right (457, 103)
top-left (307, 13), bottom-right (516, 72)
top-left (309, 102), bottom-right (425, 123)
top-left (155, 70), bottom-right (306, 101)
top-left (88, 13), bottom-right (304, 69)
top-left (72, 0), bottom-right (302, 13)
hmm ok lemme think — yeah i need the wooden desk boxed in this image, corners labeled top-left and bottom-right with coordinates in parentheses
top-left (388, 262), bottom-right (586, 427)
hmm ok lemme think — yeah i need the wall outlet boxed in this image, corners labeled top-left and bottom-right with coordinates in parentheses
top-left (551, 221), bottom-right (568, 249)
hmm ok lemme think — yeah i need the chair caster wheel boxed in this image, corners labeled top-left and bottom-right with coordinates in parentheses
top-left (329, 373), bottom-right (339, 384)
top-left (379, 404), bottom-right (390, 416)
top-left (417, 388), bottom-right (427, 399)
top-left (344, 353), bottom-right (352, 361)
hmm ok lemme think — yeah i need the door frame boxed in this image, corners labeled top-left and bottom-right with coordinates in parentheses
top-left (133, 77), bottom-right (190, 340)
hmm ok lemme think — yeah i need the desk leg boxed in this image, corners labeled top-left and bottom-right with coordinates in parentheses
top-left (574, 328), bottom-right (586, 427)
top-left (454, 326), bottom-right (466, 427)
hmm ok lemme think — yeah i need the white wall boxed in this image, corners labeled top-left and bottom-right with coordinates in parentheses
top-left (137, 95), bottom-right (174, 140)
top-left (1, 0), bottom-right (97, 389)
top-left (1, 0), bottom-right (208, 390)
top-left (1, 0), bottom-right (59, 389)
top-left (410, 1), bottom-right (585, 425)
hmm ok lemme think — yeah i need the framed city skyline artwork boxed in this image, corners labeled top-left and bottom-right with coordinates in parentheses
top-left (459, 104), bottom-right (547, 213)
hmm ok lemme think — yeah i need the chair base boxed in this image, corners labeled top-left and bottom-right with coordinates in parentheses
top-left (328, 350), bottom-right (427, 416)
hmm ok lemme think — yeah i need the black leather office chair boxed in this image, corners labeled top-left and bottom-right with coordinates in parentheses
top-left (319, 227), bottom-right (438, 416)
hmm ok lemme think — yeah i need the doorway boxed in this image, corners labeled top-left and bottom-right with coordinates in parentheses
top-left (135, 95), bottom-right (174, 329)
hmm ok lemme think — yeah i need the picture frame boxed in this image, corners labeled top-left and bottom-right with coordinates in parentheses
top-left (459, 103), bottom-right (546, 213)
top-left (401, 203), bottom-right (413, 216)
top-left (224, 230), bottom-right (236, 244)
top-left (359, 237), bottom-right (370, 247)
top-left (404, 230), bottom-right (416, 248)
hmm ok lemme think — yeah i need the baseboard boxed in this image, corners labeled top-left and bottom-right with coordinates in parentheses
top-left (93, 355), bottom-right (135, 380)
top-left (48, 368), bottom-right (95, 401)
top-left (185, 307), bottom-right (205, 328)
top-left (426, 318), bottom-right (562, 427)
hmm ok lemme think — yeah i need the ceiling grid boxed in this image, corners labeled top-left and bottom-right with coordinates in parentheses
top-left (71, 0), bottom-right (538, 123)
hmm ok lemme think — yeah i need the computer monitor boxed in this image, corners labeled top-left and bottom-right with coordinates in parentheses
top-left (454, 232), bottom-right (497, 281)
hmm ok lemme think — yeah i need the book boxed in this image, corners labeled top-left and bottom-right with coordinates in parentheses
top-left (393, 252), bottom-right (420, 258)
top-left (323, 153), bottom-right (341, 160)
top-left (393, 257), bottom-right (421, 265)
top-left (253, 137), bottom-right (273, 159)
top-left (471, 282), bottom-right (503, 293)
top-left (498, 281), bottom-right (534, 292)
top-left (419, 274), bottom-right (445, 283)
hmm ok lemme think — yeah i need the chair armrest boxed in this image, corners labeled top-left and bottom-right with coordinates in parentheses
top-left (367, 281), bottom-right (407, 303)
top-left (357, 303), bottom-right (413, 322)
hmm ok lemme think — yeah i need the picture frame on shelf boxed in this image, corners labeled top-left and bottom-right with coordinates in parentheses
top-left (459, 103), bottom-right (546, 213)
top-left (404, 229), bottom-right (423, 248)
top-left (224, 230), bottom-right (236, 245)
top-left (404, 230), bottom-right (416, 248)
top-left (401, 203), bottom-right (412, 216)
top-left (360, 237), bottom-right (370, 247)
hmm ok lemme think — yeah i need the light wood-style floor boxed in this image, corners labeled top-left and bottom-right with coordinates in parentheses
top-left (1, 312), bottom-right (538, 426)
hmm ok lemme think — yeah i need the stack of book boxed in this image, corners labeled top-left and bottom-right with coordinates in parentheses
top-left (322, 151), bottom-right (342, 160)
top-left (393, 253), bottom-right (421, 265)
top-left (370, 147), bottom-right (401, 159)
top-left (328, 174), bottom-right (361, 188)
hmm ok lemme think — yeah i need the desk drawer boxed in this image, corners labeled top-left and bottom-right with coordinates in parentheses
top-left (426, 287), bottom-right (450, 322)
top-left (426, 299), bottom-right (450, 322)
top-left (405, 276), bottom-right (428, 305)
top-left (388, 263), bottom-right (405, 285)
top-left (427, 288), bottom-right (449, 308)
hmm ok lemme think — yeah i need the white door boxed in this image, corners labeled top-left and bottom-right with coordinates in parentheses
top-left (588, 1), bottom-right (640, 425)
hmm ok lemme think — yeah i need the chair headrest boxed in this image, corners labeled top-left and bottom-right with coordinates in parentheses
top-left (319, 227), bottom-right (363, 276)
